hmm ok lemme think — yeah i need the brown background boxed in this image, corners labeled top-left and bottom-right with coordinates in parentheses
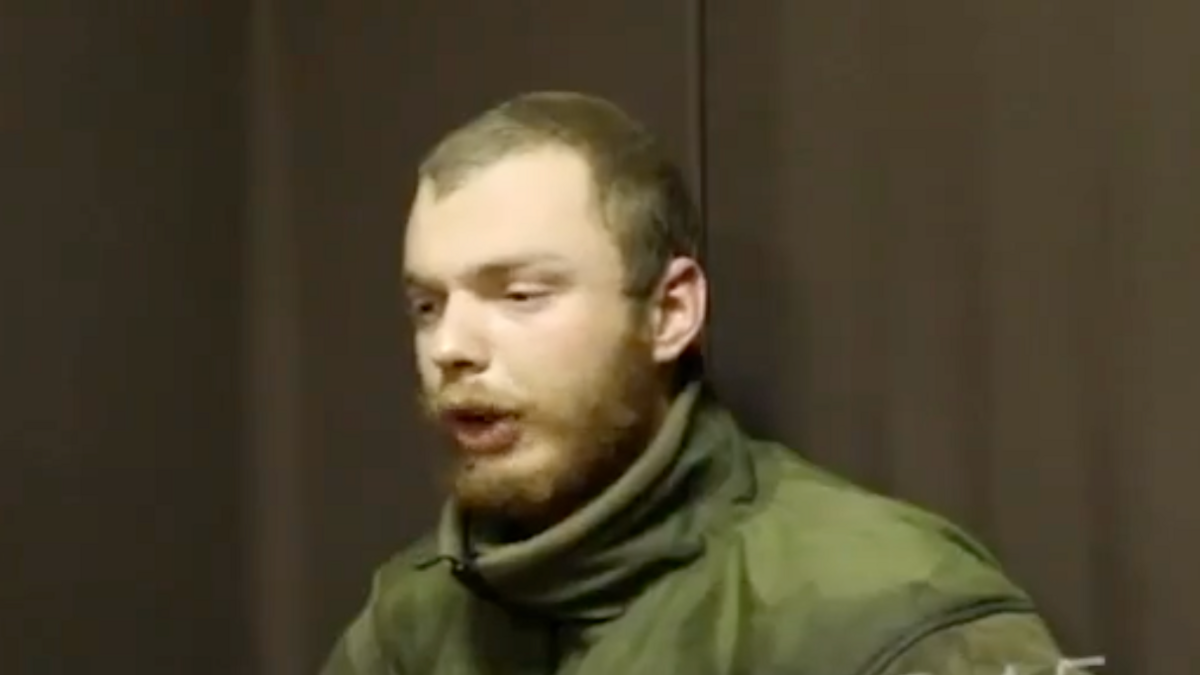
top-left (3, 1), bottom-right (1198, 674)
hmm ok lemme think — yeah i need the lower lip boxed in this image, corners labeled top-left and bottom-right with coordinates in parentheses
top-left (451, 417), bottom-right (522, 454)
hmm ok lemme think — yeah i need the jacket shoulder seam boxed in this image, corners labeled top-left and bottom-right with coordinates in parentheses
top-left (854, 597), bottom-right (1038, 675)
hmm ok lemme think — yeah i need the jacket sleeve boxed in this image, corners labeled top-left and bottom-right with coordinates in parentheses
top-left (876, 613), bottom-right (1105, 675)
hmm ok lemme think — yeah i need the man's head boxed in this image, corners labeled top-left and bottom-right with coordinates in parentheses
top-left (402, 92), bottom-right (706, 529)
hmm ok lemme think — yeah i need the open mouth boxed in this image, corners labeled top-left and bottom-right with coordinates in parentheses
top-left (440, 406), bottom-right (522, 454)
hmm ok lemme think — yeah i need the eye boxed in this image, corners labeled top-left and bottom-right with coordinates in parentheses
top-left (503, 285), bottom-right (551, 306)
top-left (406, 295), bottom-right (442, 323)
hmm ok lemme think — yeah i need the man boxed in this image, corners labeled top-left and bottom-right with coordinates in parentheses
top-left (321, 92), bottom-right (1097, 675)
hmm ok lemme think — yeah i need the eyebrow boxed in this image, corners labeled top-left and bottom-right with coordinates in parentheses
top-left (403, 253), bottom-right (571, 289)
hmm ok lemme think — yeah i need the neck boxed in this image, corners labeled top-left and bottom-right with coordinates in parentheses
top-left (424, 379), bottom-right (759, 622)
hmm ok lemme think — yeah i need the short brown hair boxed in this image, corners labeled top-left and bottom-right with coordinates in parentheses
top-left (417, 91), bottom-right (702, 300)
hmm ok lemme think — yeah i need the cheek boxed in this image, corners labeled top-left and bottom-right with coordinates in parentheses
top-left (412, 336), bottom-right (441, 388)
top-left (497, 299), bottom-right (628, 383)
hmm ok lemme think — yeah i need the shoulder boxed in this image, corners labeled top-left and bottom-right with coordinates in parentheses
top-left (879, 612), bottom-right (1097, 675)
top-left (361, 533), bottom-right (470, 662)
top-left (729, 442), bottom-right (1024, 601)
top-left (371, 533), bottom-right (442, 597)
top-left (321, 534), bottom-right (449, 675)
top-left (666, 443), bottom-right (1037, 673)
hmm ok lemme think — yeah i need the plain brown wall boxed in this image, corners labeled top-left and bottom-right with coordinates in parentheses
top-left (5, 1), bottom-right (1199, 674)
top-left (1, 2), bottom-right (250, 674)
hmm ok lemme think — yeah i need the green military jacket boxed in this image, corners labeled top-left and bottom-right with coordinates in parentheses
top-left (322, 382), bottom-right (1093, 675)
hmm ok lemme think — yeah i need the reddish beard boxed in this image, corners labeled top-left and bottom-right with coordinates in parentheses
top-left (419, 325), bottom-right (665, 532)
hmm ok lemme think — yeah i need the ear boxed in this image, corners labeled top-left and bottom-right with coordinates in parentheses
top-left (649, 257), bottom-right (708, 365)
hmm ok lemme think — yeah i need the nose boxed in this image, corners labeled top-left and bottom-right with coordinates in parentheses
top-left (428, 293), bottom-right (489, 376)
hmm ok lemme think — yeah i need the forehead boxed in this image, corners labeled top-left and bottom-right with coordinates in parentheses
top-left (404, 148), bottom-right (621, 280)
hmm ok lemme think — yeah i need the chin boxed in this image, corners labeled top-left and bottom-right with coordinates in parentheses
top-left (454, 442), bottom-right (567, 516)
